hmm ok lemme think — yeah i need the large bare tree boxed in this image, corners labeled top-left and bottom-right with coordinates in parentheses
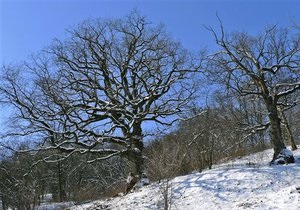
top-left (0, 12), bottom-right (201, 177)
top-left (207, 24), bottom-right (300, 163)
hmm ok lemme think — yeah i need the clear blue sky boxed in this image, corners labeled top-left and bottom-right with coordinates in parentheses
top-left (1, 0), bottom-right (300, 66)
top-left (0, 0), bottom-right (300, 125)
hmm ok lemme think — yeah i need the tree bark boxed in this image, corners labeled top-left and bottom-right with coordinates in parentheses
top-left (58, 161), bottom-right (66, 202)
top-left (279, 107), bottom-right (298, 151)
top-left (128, 122), bottom-right (144, 177)
top-left (1, 196), bottom-right (7, 210)
top-left (268, 106), bottom-right (286, 161)
top-left (260, 80), bottom-right (287, 162)
top-left (131, 142), bottom-right (144, 177)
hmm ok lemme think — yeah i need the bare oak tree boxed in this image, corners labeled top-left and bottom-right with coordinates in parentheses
top-left (207, 24), bottom-right (300, 163)
top-left (0, 12), bottom-right (201, 177)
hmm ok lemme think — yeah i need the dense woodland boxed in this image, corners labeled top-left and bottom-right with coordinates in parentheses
top-left (0, 12), bottom-right (299, 209)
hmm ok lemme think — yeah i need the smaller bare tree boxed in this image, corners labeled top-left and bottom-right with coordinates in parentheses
top-left (206, 23), bottom-right (300, 163)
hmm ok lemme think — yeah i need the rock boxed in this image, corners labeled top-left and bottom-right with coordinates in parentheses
top-left (272, 149), bottom-right (295, 165)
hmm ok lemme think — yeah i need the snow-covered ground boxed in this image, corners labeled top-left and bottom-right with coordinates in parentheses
top-left (71, 148), bottom-right (300, 210)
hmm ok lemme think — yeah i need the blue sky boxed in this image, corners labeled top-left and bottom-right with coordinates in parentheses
top-left (0, 0), bottom-right (300, 126)
top-left (1, 0), bottom-right (300, 66)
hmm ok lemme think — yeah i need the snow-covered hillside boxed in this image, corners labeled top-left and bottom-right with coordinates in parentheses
top-left (71, 148), bottom-right (300, 210)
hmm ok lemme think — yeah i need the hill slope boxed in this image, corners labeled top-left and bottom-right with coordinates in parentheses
top-left (71, 148), bottom-right (300, 210)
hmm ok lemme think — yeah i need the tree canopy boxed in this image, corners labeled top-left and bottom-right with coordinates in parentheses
top-left (0, 11), bottom-right (202, 176)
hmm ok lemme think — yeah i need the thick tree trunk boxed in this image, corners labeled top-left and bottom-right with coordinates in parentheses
top-left (261, 89), bottom-right (290, 163)
top-left (259, 80), bottom-right (294, 164)
top-left (268, 108), bottom-right (286, 161)
top-left (267, 106), bottom-right (294, 164)
top-left (124, 121), bottom-right (150, 194)
top-left (279, 108), bottom-right (298, 151)
top-left (121, 119), bottom-right (144, 178)
top-left (131, 139), bottom-right (144, 177)
top-left (129, 122), bottom-right (144, 177)
top-left (124, 129), bottom-right (144, 194)
top-left (58, 161), bottom-right (66, 202)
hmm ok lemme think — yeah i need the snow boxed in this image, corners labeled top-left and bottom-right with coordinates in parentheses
top-left (280, 148), bottom-right (294, 157)
top-left (32, 194), bottom-right (75, 210)
top-left (35, 202), bottom-right (75, 210)
top-left (71, 148), bottom-right (300, 210)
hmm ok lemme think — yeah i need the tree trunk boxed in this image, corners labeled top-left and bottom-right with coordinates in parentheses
top-left (131, 139), bottom-right (144, 177)
top-left (58, 161), bottom-right (66, 202)
top-left (268, 107), bottom-right (286, 161)
top-left (260, 81), bottom-right (294, 163)
top-left (124, 132), bottom-right (144, 194)
top-left (279, 107), bottom-right (298, 151)
top-left (1, 196), bottom-right (7, 210)
top-left (128, 122), bottom-right (144, 177)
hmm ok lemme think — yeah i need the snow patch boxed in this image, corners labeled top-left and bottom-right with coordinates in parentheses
top-left (281, 148), bottom-right (294, 157)
top-left (71, 147), bottom-right (300, 210)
